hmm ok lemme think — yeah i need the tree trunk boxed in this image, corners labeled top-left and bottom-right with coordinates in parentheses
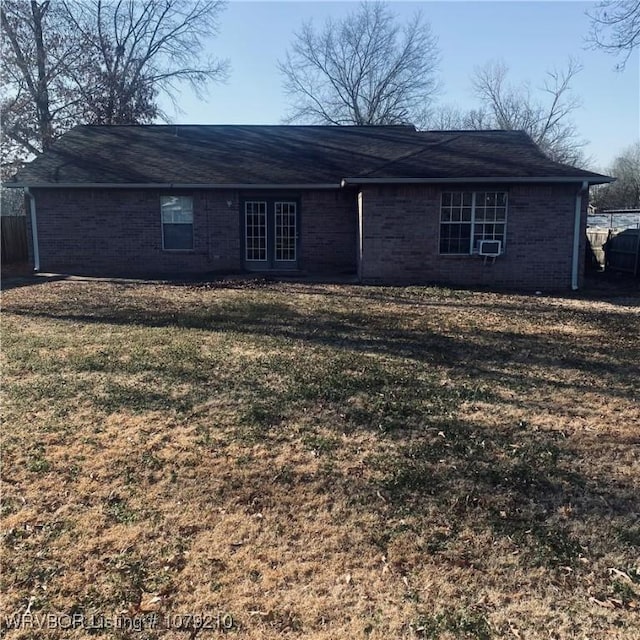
top-left (31, 1), bottom-right (54, 150)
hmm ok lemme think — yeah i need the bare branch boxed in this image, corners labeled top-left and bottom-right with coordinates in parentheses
top-left (278, 1), bottom-right (440, 126)
top-left (592, 141), bottom-right (640, 209)
top-left (1, 0), bottom-right (229, 163)
top-left (587, 1), bottom-right (640, 69)
top-left (469, 58), bottom-right (587, 166)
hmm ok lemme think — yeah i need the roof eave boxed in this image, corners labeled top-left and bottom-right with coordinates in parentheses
top-left (4, 182), bottom-right (343, 190)
top-left (6, 176), bottom-right (615, 189)
top-left (341, 176), bottom-right (614, 187)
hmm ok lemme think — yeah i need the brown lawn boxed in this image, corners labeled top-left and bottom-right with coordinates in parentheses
top-left (1, 279), bottom-right (639, 639)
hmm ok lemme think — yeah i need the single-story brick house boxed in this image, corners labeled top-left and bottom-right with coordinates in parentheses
top-left (8, 124), bottom-right (612, 289)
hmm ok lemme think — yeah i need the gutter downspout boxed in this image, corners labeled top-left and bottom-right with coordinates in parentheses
top-left (357, 191), bottom-right (364, 281)
top-left (24, 187), bottom-right (40, 272)
top-left (571, 180), bottom-right (588, 290)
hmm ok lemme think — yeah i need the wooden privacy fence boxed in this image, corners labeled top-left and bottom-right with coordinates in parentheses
top-left (587, 227), bottom-right (640, 277)
top-left (1, 216), bottom-right (28, 264)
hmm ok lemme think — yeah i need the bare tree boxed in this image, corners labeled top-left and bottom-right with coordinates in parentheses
top-left (1, 0), bottom-right (87, 167)
top-left (62, 0), bottom-right (229, 124)
top-left (1, 0), bottom-right (228, 169)
top-left (592, 142), bottom-right (640, 210)
top-left (588, 1), bottom-right (640, 69)
top-left (470, 59), bottom-right (587, 165)
top-left (426, 104), bottom-right (491, 130)
top-left (278, 1), bottom-right (439, 126)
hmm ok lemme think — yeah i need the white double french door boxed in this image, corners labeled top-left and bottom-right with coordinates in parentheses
top-left (243, 199), bottom-right (299, 271)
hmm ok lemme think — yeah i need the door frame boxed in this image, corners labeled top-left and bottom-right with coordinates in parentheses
top-left (240, 195), bottom-right (301, 271)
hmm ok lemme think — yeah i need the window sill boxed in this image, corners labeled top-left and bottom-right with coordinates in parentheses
top-left (438, 253), bottom-right (506, 258)
top-left (439, 253), bottom-right (472, 257)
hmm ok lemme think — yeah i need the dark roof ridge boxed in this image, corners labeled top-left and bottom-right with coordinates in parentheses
top-left (418, 128), bottom-right (531, 134)
top-left (72, 123), bottom-right (419, 129)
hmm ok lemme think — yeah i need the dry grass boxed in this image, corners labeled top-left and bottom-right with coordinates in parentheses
top-left (1, 278), bottom-right (639, 639)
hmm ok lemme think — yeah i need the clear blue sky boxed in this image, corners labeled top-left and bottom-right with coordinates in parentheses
top-left (159, 1), bottom-right (639, 170)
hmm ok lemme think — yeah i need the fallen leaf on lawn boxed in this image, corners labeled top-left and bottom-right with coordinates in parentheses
top-left (608, 567), bottom-right (634, 583)
top-left (133, 592), bottom-right (167, 613)
top-left (589, 596), bottom-right (614, 609)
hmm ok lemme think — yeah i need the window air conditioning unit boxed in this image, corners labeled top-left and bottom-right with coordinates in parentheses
top-left (478, 240), bottom-right (502, 257)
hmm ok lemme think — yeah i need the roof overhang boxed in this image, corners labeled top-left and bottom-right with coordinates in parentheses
top-left (341, 176), bottom-right (615, 187)
top-left (4, 182), bottom-right (343, 190)
top-left (5, 176), bottom-right (614, 189)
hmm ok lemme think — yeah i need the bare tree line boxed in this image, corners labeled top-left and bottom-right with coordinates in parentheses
top-left (592, 142), bottom-right (640, 210)
top-left (428, 59), bottom-right (587, 166)
top-left (278, 3), bottom-right (592, 165)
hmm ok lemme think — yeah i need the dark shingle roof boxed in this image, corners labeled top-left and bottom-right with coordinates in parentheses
top-left (9, 124), bottom-right (611, 186)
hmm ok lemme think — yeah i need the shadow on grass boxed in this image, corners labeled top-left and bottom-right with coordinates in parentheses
top-left (4, 284), bottom-right (639, 576)
top-left (6, 291), bottom-right (639, 400)
top-left (203, 414), bottom-right (639, 577)
top-left (206, 410), bottom-right (639, 575)
top-left (0, 273), bottom-right (69, 291)
top-left (376, 418), bottom-right (638, 565)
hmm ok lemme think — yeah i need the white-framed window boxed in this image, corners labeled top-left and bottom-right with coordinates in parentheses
top-left (245, 201), bottom-right (267, 261)
top-left (161, 196), bottom-right (193, 251)
top-left (275, 201), bottom-right (297, 262)
top-left (439, 191), bottom-right (507, 255)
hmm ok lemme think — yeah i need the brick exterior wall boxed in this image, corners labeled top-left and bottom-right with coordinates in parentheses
top-left (300, 189), bottom-right (357, 273)
top-left (29, 183), bottom-right (586, 289)
top-left (31, 188), bottom-right (239, 276)
top-left (31, 187), bottom-right (358, 277)
top-left (358, 183), bottom-right (588, 290)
